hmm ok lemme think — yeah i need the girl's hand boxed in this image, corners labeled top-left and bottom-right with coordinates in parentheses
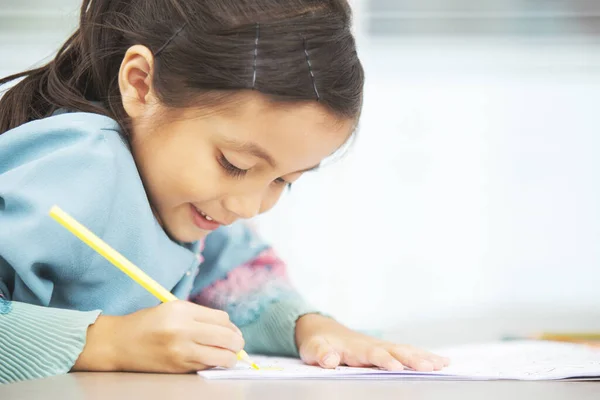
top-left (296, 314), bottom-right (450, 372)
top-left (73, 301), bottom-right (245, 373)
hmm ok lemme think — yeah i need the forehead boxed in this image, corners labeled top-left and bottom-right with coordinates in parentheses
top-left (182, 92), bottom-right (355, 171)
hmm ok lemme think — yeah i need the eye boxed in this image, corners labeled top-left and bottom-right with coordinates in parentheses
top-left (218, 154), bottom-right (248, 179)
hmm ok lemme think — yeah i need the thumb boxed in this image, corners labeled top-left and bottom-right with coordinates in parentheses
top-left (299, 336), bottom-right (341, 369)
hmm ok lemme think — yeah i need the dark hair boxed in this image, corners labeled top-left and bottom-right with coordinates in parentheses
top-left (0, 0), bottom-right (364, 135)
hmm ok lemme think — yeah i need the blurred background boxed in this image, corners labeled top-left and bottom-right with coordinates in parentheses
top-left (1, 0), bottom-right (599, 347)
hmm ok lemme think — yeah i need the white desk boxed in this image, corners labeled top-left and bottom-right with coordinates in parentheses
top-left (1, 372), bottom-right (599, 400)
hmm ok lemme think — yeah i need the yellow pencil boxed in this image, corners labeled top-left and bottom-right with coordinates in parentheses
top-left (49, 205), bottom-right (259, 370)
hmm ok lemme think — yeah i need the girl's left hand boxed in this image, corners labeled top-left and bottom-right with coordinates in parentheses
top-left (296, 314), bottom-right (450, 372)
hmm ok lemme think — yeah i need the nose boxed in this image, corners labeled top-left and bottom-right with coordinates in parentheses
top-left (222, 192), bottom-right (262, 220)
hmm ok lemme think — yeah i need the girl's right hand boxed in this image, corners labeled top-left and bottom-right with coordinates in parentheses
top-left (73, 300), bottom-right (245, 373)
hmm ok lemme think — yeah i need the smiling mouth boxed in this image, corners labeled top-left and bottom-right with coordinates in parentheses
top-left (190, 204), bottom-right (223, 231)
top-left (198, 208), bottom-right (214, 221)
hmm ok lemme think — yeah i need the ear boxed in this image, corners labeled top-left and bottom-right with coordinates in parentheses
top-left (118, 45), bottom-right (158, 119)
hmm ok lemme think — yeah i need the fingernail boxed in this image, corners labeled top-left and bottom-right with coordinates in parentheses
top-left (419, 360), bottom-right (434, 371)
top-left (389, 360), bottom-right (404, 371)
top-left (322, 353), bottom-right (338, 367)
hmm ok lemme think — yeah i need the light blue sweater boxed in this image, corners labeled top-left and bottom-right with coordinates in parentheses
top-left (0, 112), bottom-right (316, 383)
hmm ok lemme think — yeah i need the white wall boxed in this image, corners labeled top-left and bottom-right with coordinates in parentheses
top-left (257, 38), bottom-right (600, 329)
top-left (2, 1), bottom-right (599, 332)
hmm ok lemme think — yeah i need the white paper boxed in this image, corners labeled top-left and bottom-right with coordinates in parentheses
top-left (198, 341), bottom-right (600, 381)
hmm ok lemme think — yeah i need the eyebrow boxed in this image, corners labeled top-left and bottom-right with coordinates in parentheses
top-left (223, 139), bottom-right (277, 167)
top-left (223, 138), bottom-right (321, 173)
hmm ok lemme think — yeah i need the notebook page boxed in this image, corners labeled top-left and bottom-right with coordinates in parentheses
top-left (198, 341), bottom-right (600, 380)
top-left (435, 340), bottom-right (600, 380)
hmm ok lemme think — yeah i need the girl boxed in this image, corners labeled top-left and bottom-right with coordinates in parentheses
top-left (0, 0), bottom-right (448, 383)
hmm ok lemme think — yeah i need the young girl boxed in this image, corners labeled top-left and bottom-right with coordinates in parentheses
top-left (0, 0), bottom-right (448, 383)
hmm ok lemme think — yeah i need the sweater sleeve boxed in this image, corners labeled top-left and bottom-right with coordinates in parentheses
top-left (0, 296), bottom-right (100, 384)
top-left (0, 113), bottom-right (122, 383)
top-left (189, 224), bottom-right (319, 357)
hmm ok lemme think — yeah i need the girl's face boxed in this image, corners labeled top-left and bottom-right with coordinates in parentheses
top-left (132, 95), bottom-right (352, 242)
top-left (120, 47), bottom-right (354, 242)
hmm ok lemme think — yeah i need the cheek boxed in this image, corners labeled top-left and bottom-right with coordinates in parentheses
top-left (259, 186), bottom-right (286, 214)
top-left (150, 136), bottom-right (222, 206)
top-left (174, 154), bottom-right (224, 203)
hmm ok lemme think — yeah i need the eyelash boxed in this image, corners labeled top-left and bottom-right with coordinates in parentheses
top-left (218, 154), bottom-right (247, 179)
top-left (218, 154), bottom-right (292, 189)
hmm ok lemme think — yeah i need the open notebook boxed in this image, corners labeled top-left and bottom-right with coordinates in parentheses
top-left (198, 341), bottom-right (600, 381)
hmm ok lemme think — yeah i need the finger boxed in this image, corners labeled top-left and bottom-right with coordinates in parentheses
top-left (341, 351), bottom-right (371, 368)
top-left (180, 302), bottom-right (242, 336)
top-left (366, 347), bottom-right (404, 371)
top-left (389, 346), bottom-right (434, 372)
top-left (185, 344), bottom-right (239, 369)
top-left (191, 322), bottom-right (245, 353)
top-left (412, 349), bottom-right (449, 370)
top-left (231, 323), bottom-right (243, 336)
top-left (424, 353), bottom-right (450, 370)
top-left (300, 336), bottom-right (340, 369)
top-left (424, 350), bottom-right (451, 367)
top-left (190, 305), bottom-right (239, 332)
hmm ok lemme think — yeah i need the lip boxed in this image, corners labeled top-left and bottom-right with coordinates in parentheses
top-left (190, 204), bottom-right (222, 231)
